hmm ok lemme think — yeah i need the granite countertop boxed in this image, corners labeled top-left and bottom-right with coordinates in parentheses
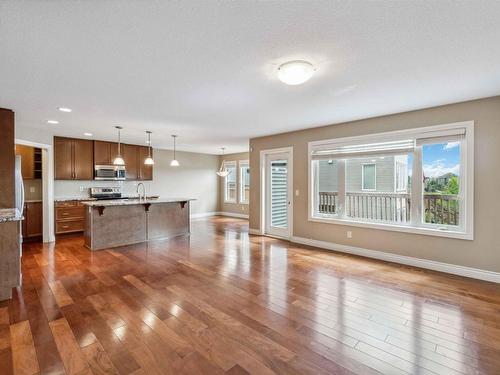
top-left (54, 197), bottom-right (98, 202)
top-left (81, 198), bottom-right (195, 207)
top-left (0, 208), bottom-right (23, 223)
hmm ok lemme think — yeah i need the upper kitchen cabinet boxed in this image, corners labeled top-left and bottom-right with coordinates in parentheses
top-left (54, 137), bottom-right (93, 180)
top-left (15, 145), bottom-right (42, 179)
top-left (122, 144), bottom-right (138, 180)
top-left (137, 146), bottom-right (153, 180)
top-left (94, 141), bottom-right (119, 165)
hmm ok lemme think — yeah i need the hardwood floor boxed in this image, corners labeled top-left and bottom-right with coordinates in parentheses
top-left (1, 216), bottom-right (499, 375)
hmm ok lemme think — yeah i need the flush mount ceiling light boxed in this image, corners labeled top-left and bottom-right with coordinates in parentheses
top-left (84, 132), bottom-right (93, 137)
top-left (112, 126), bottom-right (125, 166)
top-left (170, 135), bottom-right (179, 167)
top-left (57, 107), bottom-right (72, 112)
top-left (277, 60), bottom-right (315, 85)
top-left (47, 120), bottom-right (59, 124)
top-left (216, 147), bottom-right (230, 177)
top-left (144, 131), bottom-right (154, 165)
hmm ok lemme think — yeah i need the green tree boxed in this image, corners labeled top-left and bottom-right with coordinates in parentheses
top-left (445, 176), bottom-right (459, 195)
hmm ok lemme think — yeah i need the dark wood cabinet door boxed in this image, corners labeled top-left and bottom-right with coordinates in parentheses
top-left (93, 141), bottom-right (111, 165)
top-left (138, 146), bottom-right (153, 180)
top-left (15, 145), bottom-right (35, 179)
top-left (123, 144), bottom-right (138, 180)
top-left (73, 139), bottom-right (93, 180)
top-left (54, 137), bottom-right (74, 180)
top-left (25, 202), bottom-right (42, 237)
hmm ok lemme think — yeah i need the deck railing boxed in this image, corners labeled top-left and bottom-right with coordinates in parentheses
top-left (318, 192), bottom-right (459, 226)
top-left (423, 194), bottom-right (459, 226)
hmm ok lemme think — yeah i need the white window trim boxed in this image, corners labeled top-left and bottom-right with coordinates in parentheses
top-left (361, 163), bottom-right (376, 191)
top-left (308, 121), bottom-right (474, 240)
top-left (223, 160), bottom-right (237, 203)
top-left (239, 160), bottom-right (249, 204)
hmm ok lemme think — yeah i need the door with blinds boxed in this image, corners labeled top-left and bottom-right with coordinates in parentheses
top-left (265, 152), bottom-right (291, 238)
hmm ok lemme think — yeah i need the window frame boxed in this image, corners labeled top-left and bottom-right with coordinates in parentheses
top-left (239, 160), bottom-right (250, 204)
top-left (223, 161), bottom-right (237, 203)
top-left (361, 163), bottom-right (376, 191)
top-left (308, 121), bottom-right (474, 240)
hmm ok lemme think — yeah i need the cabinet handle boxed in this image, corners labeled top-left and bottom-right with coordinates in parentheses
top-left (62, 212), bottom-right (69, 216)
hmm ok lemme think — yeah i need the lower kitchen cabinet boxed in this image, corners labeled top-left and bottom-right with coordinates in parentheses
top-left (22, 201), bottom-right (43, 240)
top-left (55, 200), bottom-right (86, 234)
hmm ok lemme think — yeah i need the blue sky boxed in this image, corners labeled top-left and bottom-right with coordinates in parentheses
top-left (422, 142), bottom-right (461, 178)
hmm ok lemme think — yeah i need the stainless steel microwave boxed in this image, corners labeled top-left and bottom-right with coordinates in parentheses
top-left (94, 165), bottom-right (126, 180)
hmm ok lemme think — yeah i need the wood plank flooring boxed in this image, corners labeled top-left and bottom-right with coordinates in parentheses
top-left (1, 216), bottom-right (499, 374)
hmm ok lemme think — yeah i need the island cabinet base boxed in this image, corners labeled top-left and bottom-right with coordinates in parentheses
top-left (84, 201), bottom-right (190, 250)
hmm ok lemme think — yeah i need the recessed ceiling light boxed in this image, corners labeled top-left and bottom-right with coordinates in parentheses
top-left (84, 132), bottom-right (93, 137)
top-left (57, 107), bottom-right (72, 112)
top-left (277, 60), bottom-right (315, 85)
top-left (47, 120), bottom-right (59, 124)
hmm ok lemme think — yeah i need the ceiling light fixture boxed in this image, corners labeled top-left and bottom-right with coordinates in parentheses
top-left (84, 132), bottom-right (93, 137)
top-left (57, 107), bottom-right (72, 112)
top-left (47, 120), bottom-right (59, 124)
top-left (112, 126), bottom-right (125, 166)
top-left (277, 60), bottom-right (315, 85)
top-left (170, 135), bottom-right (179, 167)
top-left (144, 131), bottom-right (154, 165)
top-left (216, 147), bottom-right (230, 177)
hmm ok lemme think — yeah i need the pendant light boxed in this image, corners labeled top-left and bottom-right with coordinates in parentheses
top-left (216, 147), bottom-right (230, 177)
top-left (144, 131), bottom-right (154, 165)
top-left (113, 126), bottom-right (125, 166)
top-left (170, 135), bottom-right (179, 167)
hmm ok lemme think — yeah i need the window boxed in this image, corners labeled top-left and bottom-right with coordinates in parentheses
top-left (362, 164), bottom-right (376, 190)
top-left (239, 160), bottom-right (250, 204)
top-left (223, 161), bottom-right (237, 203)
top-left (309, 122), bottom-right (473, 239)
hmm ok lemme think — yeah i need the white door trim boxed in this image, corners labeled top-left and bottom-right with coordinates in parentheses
top-left (15, 139), bottom-right (55, 243)
top-left (260, 147), bottom-right (293, 239)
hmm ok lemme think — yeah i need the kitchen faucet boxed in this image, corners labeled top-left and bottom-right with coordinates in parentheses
top-left (136, 183), bottom-right (146, 200)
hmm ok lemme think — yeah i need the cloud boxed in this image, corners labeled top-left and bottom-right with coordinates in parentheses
top-left (443, 141), bottom-right (460, 150)
top-left (423, 161), bottom-right (459, 178)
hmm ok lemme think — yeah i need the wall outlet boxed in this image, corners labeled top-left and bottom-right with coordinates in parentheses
top-left (241, 205), bottom-right (245, 211)
top-left (346, 231), bottom-right (352, 239)
top-left (295, 189), bottom-right (299, 196)
top-left (79, 186), bottom-right (85, 192)
top-left (30, 187), bottom-right (36, 193)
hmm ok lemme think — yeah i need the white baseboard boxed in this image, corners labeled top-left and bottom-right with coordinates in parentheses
top-left (190, 212), bottom-right (219, 219)
top-left (218, 212), bottom-right (249, 219)
top-left (291, 236), bottom-right (500, 283)
top-left (191, 211), bottom-right (249, 219)
top-left (248, 228), bottom-right (262, 235)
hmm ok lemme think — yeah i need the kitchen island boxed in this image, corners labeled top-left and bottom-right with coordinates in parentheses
top-left (82, 198), bottom-right (194, 250)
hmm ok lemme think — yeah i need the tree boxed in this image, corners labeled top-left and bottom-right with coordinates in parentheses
top-left (445, 176), bottom-right (459, 195)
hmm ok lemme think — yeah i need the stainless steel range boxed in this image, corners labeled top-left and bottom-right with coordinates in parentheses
top-left (89, 187), bottom-right (122, 200)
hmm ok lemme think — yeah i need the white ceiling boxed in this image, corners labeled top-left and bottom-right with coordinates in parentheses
top-left (1, 1), bottom-right (500, 154)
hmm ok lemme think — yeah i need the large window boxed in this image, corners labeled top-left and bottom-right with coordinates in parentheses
top-left (309, 122), bottom-right (473, 239)
top-left (239, 160), bottom-right (250, 204)
top-left (224, 161), bottom-right (237, 203)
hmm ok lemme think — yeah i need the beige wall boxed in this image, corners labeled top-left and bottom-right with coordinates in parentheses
top-left (250, 96), bottom-right (500, 273)
top-left (54, 149), bottom-right (220, 215)
top-left (218, 152), bottom-right (250, 215)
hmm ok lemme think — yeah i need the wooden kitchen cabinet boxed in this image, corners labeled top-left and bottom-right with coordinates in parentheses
top-left (55, 200), bottom-right (86, 234)
top-left (22, 201), bottom-right (43, 240)
top-left (94, 141), bottom-right (119, 165)
top-left (137, 146), bottom-right (153, 180)
top-left (54, 137), bottom-right (93, 180)
top-left (123, 144), bottom-right (138, 180)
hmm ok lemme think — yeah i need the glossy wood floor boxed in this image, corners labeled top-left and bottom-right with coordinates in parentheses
top-left (1, 217), bottom-right (499, 375)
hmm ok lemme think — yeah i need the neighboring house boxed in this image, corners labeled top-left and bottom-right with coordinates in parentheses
top-left (424, 172), bottom-right (458, 190)
top-left (318, 155), bottom-right (409, 193)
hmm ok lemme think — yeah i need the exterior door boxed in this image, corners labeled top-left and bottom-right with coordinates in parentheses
top-left (265, 152), bottom-right (292, 238)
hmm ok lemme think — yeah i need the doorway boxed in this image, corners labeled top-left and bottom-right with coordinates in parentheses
top-left (261, 147), bottom-right (293, 239)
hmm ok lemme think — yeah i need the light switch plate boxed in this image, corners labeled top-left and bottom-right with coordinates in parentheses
top-left (30, 187), bottom-right (36, 193)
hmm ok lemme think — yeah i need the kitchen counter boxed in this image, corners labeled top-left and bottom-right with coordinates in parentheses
top-left (0, 208), bottom-right (23, 223)
top-left (83, 198), bottom-right (194, 250)
top-left (55, 197), bottom-right (97, 202)
top-left (81, 197), bottom-right (193, 207)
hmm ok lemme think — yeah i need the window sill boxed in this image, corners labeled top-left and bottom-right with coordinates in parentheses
top-left (309, 216), bottom-right (473, 240)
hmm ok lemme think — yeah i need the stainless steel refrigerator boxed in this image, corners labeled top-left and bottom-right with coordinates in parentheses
top-left (15, 155), bottom-right (25, 244)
